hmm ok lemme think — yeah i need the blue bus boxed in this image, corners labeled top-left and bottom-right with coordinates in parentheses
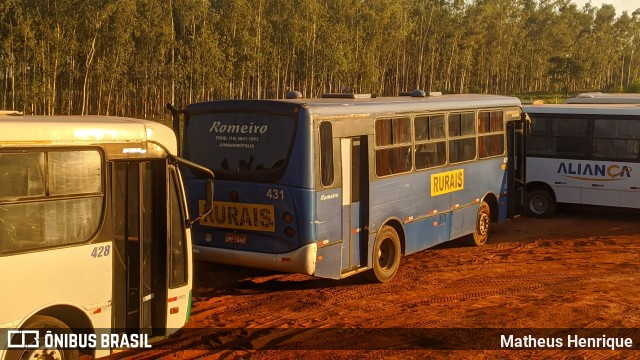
top-left (170, 91), bottom-right (527, 282)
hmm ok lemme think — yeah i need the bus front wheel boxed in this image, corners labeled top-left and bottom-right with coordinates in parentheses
top-left (526, 189), bottom-right (557, 218)
top-left (367, 225), bottom-right (401, 283)
top-left (472, 201), bottom-right (491, 246)
top-left (5, 315), bottom-right (79, 360)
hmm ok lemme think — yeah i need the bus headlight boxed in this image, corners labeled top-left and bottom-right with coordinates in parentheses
top-left (205, 233), bottom-right (213, 243)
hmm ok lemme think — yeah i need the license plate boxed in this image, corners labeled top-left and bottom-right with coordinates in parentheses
top-left (199, 200), bottom-right (275, 232)
top-left (225, 233), bottom-right (247, 244)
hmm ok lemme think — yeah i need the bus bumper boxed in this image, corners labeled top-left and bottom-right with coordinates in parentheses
top-left (192, 243), bottom-right (317, 275)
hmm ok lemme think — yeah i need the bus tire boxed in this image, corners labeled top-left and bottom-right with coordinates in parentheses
top-left (5, 315), bottom-right (79, 360)
top-left (472, 201), bottom-right (491, 246)
top-left (525, 189), bottom-right (557, 218)
top-left (366, 225), bottom-right (401, 283)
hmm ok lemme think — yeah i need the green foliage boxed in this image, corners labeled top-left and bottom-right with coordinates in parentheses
top-left (626, 80), bottom-right (640, 93)
top-left (0, 0), bottom-right (639, 116)
top-left (547, 56), bottom-right (583, 95)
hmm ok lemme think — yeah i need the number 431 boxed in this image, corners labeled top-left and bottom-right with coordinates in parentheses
top-left (266, 188), bottom-right (284, 200)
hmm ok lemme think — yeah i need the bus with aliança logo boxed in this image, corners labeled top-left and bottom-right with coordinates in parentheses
top-left (170, 91), bottom-right (527, 282)
top-left (523, 103), bottom-right (640, 217)
top-left (0, 113), bottom-right (213, 360)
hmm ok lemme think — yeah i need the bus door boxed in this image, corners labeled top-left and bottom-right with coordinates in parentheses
top-left (112, 160), bottom-right (168, 336)
top-left (340, 136), bottom-right (369, 273)
top-left (507, 120), bottom-right (526, 218)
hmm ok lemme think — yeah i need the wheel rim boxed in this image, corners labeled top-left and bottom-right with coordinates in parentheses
top-left (377, 238), bottom-right (396, 270)
top-left (478, 212), bottom-right (490, 235)
top-left (529, 195), bottom-right (548, 215)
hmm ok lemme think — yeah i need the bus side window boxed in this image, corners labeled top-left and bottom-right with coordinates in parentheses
top-left (0, 152), bottom-right (45, 199)
top-left (630, 139), bottom-right (640, 155)
top-left (593, 139), bottom-right (610, 158)
top-left (319, 122), bottom-right (334, 187)
top-left (526, 117), bottom-right (552, 155)
top-left (448, 112), bottom-right (476, 163)
top-left (478, 111), bottom-right (505, 158)
top-left (169, 167), bottom-right (187, 288)
top-left (594, 119), bottom-right (640, 159)
top-left (375, 117), bottom-right (411, 176)
top-left (415, 114), bottom-right (446, 169)
top-left (0, 153), bottom-right (45, 251)
top-left (0, 150), bottom-right (103, 254)
top-left (555, 117), bottom-right (588, 156)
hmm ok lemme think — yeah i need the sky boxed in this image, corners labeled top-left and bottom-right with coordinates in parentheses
top-left (571, 0), bottom-right (639, 15)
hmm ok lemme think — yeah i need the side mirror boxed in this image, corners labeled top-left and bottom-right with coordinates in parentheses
top-left (203, 178), bottom-right (214, 216)
top-left (166, 103), bottom-right (183, 156)
top-left (170, 155), bottom-right (215, 228)
top-left (521, 112), bottom-right (532, 135)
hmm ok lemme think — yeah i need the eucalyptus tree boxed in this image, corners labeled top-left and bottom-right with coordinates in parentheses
top-left (0, 0), bottom-right (21, 110)
top-left (92, 0), bottom-right (135, 116)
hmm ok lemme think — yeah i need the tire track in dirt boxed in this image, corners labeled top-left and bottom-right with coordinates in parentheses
top-left (192, 247), bottom-right (640, 331)
top-left (395, 283), bottom-right (549, 309)
top-left (387, 264), bottom-right (640, 317)
top-left (201, 273), bottom-right (594, 332)
top-left (190, 296), bottom-right (270, 322)
top-left (406, 239), bottom-right (640, 277)
top-left (440, 272), bottom-right (581, 288)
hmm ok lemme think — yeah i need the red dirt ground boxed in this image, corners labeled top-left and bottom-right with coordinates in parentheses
top-left (109, 205), bottom-right (640, 359)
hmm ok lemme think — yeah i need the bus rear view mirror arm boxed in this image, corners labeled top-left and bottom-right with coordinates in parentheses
top-left (521, 112), bottom-right (532, 135)
top-left (166, 103), bottom-right (184, 156)
top-left (171, 155), bottom-right (215, 228)
top-left (185, 178), bottom-right (215, 228)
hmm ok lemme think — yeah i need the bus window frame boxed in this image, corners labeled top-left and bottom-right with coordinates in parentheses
top-left (526, 113), bottom-right (592, 160)
top-left (168, 164), bottom-right (189, 289)
top-left (0, 146), bottom-right (107, 256)
top-left (374, 116), bottom-right (413, 178)
top-left (592, 117), bottom-right (640, 161)
top-left (414, 112), bottom-right (447, 171)
top-left (477, 109), bottom-right (507, 159)
top-left (447, 111), bottom-right (478, 165)
top-left (319, 121), bottom-right (335, 188)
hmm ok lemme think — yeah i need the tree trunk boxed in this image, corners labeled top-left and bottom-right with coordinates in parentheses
top-left (82, 34), bottom-right (97, 115)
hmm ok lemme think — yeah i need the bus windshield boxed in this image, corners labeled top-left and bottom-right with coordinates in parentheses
top-left (186, 112), bottom-right (295, 181)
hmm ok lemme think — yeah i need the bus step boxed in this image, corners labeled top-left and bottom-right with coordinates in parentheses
top-left (340, 266), bottom-right (369, 278)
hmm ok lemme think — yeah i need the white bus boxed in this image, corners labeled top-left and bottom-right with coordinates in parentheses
top-left (0, 115), bottom-right (213, 359)
top-left (523, 104), bottom-right (640, 217)
top-left (565, 92), bottom-right (640, 104)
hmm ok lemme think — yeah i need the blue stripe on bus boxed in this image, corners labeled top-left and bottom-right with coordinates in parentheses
top-left (187, 156), bottom-right (507, 259)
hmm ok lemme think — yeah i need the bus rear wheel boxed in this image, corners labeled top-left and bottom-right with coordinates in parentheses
top-left (366, 225), bottom-right (401, 283)
top-left (472, 201), bottom-right (491, 246)
top-left (525, 189), bottom-right (557, 218)
top-left (5, 315), bottom-right (79, 360)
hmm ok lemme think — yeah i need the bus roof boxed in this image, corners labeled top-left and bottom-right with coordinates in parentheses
top-left (523, 103), bottom-right (640, 116)
top-left (0, 115), bottom-right (177, 153)
top-left (186, 94), bottom-right (522, 117)
top-left (565, 92), bottom-right (640, 104)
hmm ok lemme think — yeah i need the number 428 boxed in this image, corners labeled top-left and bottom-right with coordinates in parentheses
top-left (91, 245), bottom-right (111, 258)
